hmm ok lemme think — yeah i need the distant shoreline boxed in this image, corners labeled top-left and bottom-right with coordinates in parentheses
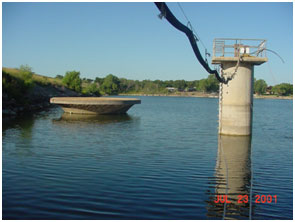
top-left (253, 95), bottom-right (292, 100)
top-left (119, 92), bottom-right (293, 100)
top-left (119, 92), bottom-right (219, 98)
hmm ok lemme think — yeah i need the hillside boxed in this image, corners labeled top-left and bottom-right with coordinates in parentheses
top-left (3, 67), bottom-right (79, 117)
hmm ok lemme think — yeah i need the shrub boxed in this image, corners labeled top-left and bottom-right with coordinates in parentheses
top-left (19, 64), bottom-right (34, 89)
top-left (62, 71), bottom-right (82, 92)
top-left (254, 79), bottom-right (267, 95)
top-left (84, 83), bottom-right (101, 96)
top-left (272, 83), bottom-right (293, 96)
top-left (55, 74), bottom-right (63, 79)
top-left (3, 71), bottom-right (31, 103)
top-left (100, 74), bottom-right (120, 95)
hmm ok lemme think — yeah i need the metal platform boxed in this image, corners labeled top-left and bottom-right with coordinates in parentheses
top-left (212, 38), bottom-right (268, 65)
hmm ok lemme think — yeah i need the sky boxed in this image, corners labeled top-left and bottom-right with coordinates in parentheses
top-left (2, 2), bottom-right (293, 85)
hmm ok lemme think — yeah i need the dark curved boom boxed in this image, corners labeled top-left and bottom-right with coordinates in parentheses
top-left (154, 2), bottom-right (224, 83)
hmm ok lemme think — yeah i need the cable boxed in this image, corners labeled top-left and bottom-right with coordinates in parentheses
top-left (176, 2), bottom-right (207, 51)
top-left (265, 49), bottom-right (285, 63)
top-left (265, 51), bottom-right (278, 86)
top-left (154, 2), bottom-right (225, 83)
top-left (267, 63), bottom-right (278, 86)
top-left (221, 54), bottom-right (242, 83)
top-left (177, 2), bottom-right (189, 23)
top-left (251, 48), bottom-right (284, 64)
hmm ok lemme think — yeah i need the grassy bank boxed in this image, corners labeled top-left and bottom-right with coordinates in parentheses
top-left (3, 67), bottom-right (79, 117)
top-left (3, 67), bottom-right (63, 87)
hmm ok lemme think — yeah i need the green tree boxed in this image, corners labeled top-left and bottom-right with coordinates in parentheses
top-left (100, 74), bottom-right (120, 95)
top-left (142, 80), bottom-right (157, 93)
top-left (164, 80), bottom-right (174, 87)
top-left (197, 79), bottom-right (208, 92)
top-left (82, 78), bottom-right (93, 83)
top-left (254, 79), bottom-right (267, 95)
top-left (19, 64), bottom-right (33, 79)
top-left (206, 75), bottom-right (219, 92)
top-left (19, 64), bottom-right (34, 88)
top-left (272, 83), bottom-right (293, 96)
top-left (119, 78), bottom-right (136, 93)
top-left (94, 77), bottom-right (104, 86)
top-left (84, 83), bottom-right (101, 96)
top-left (55, 74), bottom-right (63, 79)
top-left (196, 75), bottom-right (219, 92)
top-left (62, 71), bottom-right (82, 92)
top-left (173, 80), bottom-right (187, 90)
top-left (186, 80), bottom-right (197, 89)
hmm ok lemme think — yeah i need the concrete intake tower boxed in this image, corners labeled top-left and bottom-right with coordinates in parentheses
top-left (212, 38), bottom-right (267, 136)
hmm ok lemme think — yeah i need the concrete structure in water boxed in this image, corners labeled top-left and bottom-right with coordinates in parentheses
top-left (212, 38), bottom-right (268, 136)
top-left (50, 97), bottom-right (141, 115)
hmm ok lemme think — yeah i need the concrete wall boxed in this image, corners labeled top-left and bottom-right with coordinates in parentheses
top-left (219, 62), bottom-right (254, 136)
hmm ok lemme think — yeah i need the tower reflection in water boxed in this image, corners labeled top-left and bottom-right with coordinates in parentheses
top-left (207, 135), bottom-right (252, 219)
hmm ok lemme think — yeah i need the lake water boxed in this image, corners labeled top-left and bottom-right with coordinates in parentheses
top-left (2, 96), bottom-right (293, 219)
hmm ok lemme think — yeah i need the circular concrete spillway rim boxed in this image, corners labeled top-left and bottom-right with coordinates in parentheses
top-left (50, 97), bottom-right (141, 105)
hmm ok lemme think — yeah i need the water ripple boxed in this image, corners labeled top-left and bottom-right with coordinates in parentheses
top-left (3, 97), bottom-right (292, 219)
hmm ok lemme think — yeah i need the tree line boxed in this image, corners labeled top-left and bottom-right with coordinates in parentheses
top-left (59, 71), bottom-right (292, 96)
top-left (254, 79), bottom-right (293, 96)
top-left (60, 71), bottom-right (221, 96)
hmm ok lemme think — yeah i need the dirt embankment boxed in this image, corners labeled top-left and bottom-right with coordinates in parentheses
top-left (3, 83), bottom-right (79, 117)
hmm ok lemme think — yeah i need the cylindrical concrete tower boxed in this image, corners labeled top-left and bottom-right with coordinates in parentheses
top-left (212, 39), bottom-right (267, 136)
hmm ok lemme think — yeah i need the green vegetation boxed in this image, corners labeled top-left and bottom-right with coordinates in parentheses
top-left (3, 66), bottom-right (293, 99)
top-left (271, 83), bottom-right (293, 96)
top-left (62, 71), bottom-right (82, 92)
top-left (3, 67), bottom-right (63, 87)
top-left (114, 75), bottom-right (219, 94)
top-left (3, 70), bottom-right (31, 104)
top-left (3, 65), bottom-right (36, 105)
top-left (254, 79), bottom-right (267, 95)
top-left (82, 77), bottom-right (94, 84)
top-left (55, 74), bottom-right (63, 80)
top-left (100, 74), bottom-right (120, 95)
top-left (19, 64), bottom-right (34, 88)
top-left (83, 82), bottom-right (101, 96)
top-left (196, 75), bottom-right (219, 92)
top-left (173, 80), bottom-right (187, 91)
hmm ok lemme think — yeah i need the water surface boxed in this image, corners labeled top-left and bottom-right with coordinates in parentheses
top-left (2, 96), bottom-right (293, 219)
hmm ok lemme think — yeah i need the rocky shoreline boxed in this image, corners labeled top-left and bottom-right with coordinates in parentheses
top-left (3, 83), bottom-right (79, 119)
